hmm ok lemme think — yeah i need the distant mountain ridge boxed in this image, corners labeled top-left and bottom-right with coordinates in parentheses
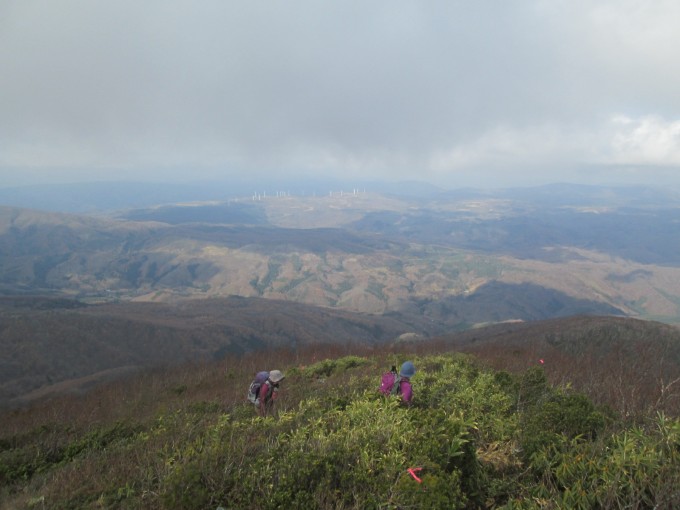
top-left (0, 178), bottom-right (447, 213)
top-left (3, 182), bottom-right (680, 405)
top-left (2, 183), bottom-right (680, 322)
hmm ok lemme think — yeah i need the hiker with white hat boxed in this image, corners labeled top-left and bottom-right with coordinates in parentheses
top-left (251, 369), bottom-right (284, 417)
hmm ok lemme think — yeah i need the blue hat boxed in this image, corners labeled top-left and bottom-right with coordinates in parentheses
top-left (399, 361), bottom-right (415, 378)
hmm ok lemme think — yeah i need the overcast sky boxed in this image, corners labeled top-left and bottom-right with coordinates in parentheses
top-left (1, 0), bottom-right (679, 190)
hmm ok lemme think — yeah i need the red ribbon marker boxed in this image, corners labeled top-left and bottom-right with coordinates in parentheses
top-left (408, 467), bottom-right (423, 483)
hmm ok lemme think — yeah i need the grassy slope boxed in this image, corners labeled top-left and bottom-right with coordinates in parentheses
top-left (1, 333), bottom-right (679, 509)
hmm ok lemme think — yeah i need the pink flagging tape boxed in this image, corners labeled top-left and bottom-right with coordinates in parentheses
top-left (408, 467), bottom-right (423, 483)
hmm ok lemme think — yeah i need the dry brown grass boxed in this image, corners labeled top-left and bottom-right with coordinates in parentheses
top-left (459, 335), bottom-right (680, 421)
top-left (3, 319), bottom-right (678, 441)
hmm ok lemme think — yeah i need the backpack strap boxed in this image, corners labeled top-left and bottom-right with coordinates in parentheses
top-left (390, 376), bottom-right (402, 395)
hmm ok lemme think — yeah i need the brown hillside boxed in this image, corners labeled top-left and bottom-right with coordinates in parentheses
top-left (0, 295), bottom-right (439, 407)
top-left (436, 315), bottom-right (680, 418)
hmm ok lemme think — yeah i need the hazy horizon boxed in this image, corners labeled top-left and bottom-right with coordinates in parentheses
top-left (2, 1), bottom-right (679, 190)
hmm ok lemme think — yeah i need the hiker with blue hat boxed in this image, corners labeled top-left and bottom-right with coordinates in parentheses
top-left (398, 361), bottom-right (416, 404)
top-left (379, 361), bottom-right (416, 405)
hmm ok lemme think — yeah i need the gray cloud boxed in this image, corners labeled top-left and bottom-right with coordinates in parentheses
top-left (1, 0), bottom-right (679, 188)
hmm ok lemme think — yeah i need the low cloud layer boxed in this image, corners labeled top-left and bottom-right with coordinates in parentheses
top-left (1, 1), bottom-right (679, 188)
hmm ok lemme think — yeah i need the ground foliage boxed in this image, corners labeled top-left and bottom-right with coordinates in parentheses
top-left (1, 352), bottom-right (679, 509)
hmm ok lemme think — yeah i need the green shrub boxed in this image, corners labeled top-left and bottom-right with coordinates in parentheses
top-left (161, 415), bottom-right (276, 509)
top-left (302, 358), bottom-right (337, 378)
top-left (301, 355), bottom-right (372, 379)
top-left (4, 352), bottom-right (679, 509)
top-left (389, 464), bottom-right (466, 509)
top-left (520, 392), bottom-right (607, 461)
top-left (0, 421), bottom-right (141, 487)
top-left (515, 366), bottom-right (551, 412)
top-left (335, 355), bottom-right (372, 371)
top-left (521, 413), bottom-right (680, 508)
top-left (265, 398), bottom-right (415, 508)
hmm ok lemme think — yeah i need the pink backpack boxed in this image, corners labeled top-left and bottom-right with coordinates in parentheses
top-left (379, 369), bottom-right (402, 396)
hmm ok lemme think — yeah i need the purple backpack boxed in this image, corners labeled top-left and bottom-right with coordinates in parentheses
top-left (247, 371), bottom-right (270, 404)
top-left (379, 371), bottom-right (402, 396)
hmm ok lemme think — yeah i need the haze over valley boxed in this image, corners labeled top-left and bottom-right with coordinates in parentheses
top-left (2, 181), bottom-right (679, 321)
top-left (2, 180), bottom-right (680, 405)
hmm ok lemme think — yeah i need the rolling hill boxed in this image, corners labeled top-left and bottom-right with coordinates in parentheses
top-left (0, 291), bottom-right (619, 408)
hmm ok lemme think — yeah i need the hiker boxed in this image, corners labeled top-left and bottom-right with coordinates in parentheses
top-left (379, 361), bottom-right (415, 405)
top-left (397, 361), bottom-right (415, 404)
top-left (248, 370), bottom-right (285, 417)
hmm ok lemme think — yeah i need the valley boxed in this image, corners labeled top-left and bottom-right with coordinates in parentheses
top-left (2, 183), bottom-right (680, 322)
top-left (2, 182), bottom-right (680, 405)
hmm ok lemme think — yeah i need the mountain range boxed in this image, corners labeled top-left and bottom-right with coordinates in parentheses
top-left (2, 181), bottom-right (680, 405)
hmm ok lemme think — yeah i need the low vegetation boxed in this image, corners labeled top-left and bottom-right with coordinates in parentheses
top-left (2, 339), bottom-right (679, 509)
